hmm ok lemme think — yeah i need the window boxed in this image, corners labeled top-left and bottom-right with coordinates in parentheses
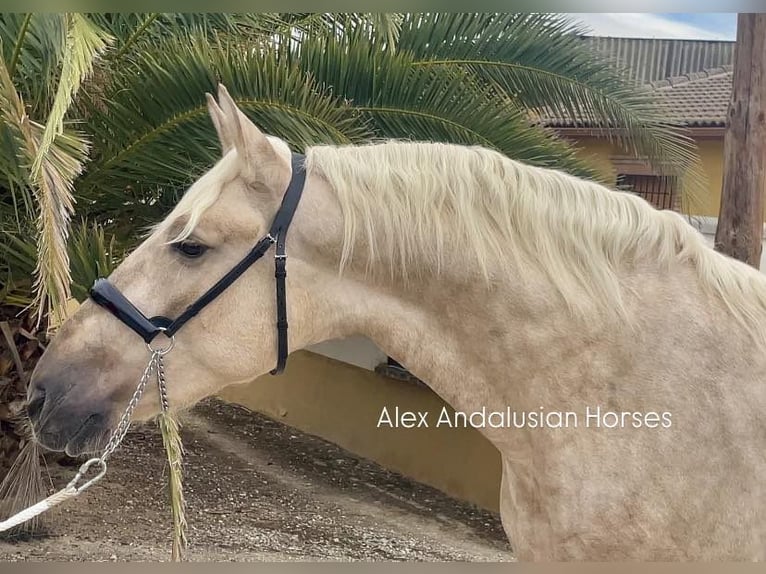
top-left (616, 174), bottom-right (677, 210)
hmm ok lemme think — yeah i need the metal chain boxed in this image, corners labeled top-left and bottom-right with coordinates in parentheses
top-left (156, 353), bottom-right (170, 413)
top-left (100, 351), bottom-right (160, 461)
top-left (100, 330), bottom-right (174, 463)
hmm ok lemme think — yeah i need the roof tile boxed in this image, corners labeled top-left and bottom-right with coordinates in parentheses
top-left (543, 37), bottom-right (734, 129)
top-left (648, 65), bottom-right (731, 127)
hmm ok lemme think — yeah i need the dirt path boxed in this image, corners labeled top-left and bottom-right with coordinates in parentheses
top-left (0, 398), bottom-right (513, 561)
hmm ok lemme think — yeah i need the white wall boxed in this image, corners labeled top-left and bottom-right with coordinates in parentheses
top-left (307, 336), bottom-right (388, 371)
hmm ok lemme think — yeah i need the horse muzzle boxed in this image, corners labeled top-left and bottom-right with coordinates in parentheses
top-left (26, 374), bottom-right (111, 457)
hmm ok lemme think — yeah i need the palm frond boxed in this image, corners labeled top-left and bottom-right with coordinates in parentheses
top-left (88, 13), bottom-right (277, 61)
top-left (77, 33), bottom-right (371, 225)
top-left (399, 13), bottom-right (705, 201)
top-left (68, 219), bottom-right (119, 302)
top-left (1, 13), bottom-right (109, 320)
top-left (0, 219), bottom-right (117, 307)
top-left (6, 13), bottom-right (32, 78)
top-left (290, 30), bottom-right (598, 178)
top-left (1, 12), bottom-right (714, 315)
top-left (0, 161), bottom-right (35, 228)
top-left (274, 13), bottom-right (402, 46)
top-left (363, 13), bottom-right (403, 50)
top-left (0, 57), bottom-right (88, 322)
top-left (31, 13), bottom-right (111, 177)
top-left (0, 13), bottom-right (67, 113)
top-left (0, 229), bottom-right (36, 308)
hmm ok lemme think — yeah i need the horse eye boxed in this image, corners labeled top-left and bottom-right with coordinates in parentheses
top-left (173, 241), bottom-right (208, 259)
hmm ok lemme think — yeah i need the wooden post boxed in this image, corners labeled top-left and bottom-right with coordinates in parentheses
top-left (714, 13), bottom-right (766, 268)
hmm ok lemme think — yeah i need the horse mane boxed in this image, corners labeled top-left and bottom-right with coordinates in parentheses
top-left (160, 138), bottom-right (766, 343)
top-left (306, 141), bottom-right (766, 340)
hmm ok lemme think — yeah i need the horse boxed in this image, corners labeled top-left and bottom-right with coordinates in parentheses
top-left (26, 85), bottom-right (766, 560)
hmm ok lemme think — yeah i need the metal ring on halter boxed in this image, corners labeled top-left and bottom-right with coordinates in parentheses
top-left (146, 327), bottom-right (175, 355)
top-left (68, 457), bottom-right (108, 494)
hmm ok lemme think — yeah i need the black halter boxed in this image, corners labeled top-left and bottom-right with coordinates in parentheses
top-left (89, 153), bottom-right (307, 375)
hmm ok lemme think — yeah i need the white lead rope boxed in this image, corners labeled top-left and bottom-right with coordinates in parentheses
top-left (0, 345), bottom-right (170, 533)
top-left (0, 486), bottom-right (78, 532)
top-left (0, 459), bottom-right (104, 532)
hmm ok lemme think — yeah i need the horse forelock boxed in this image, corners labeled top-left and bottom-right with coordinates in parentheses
top-left (151, 151), bottom-right (242, 243)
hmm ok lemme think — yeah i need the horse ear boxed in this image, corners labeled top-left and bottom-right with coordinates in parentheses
top-left (206, 93), bottom-right (233, 154)
top-left (214, 84), bottom-right (282, 186)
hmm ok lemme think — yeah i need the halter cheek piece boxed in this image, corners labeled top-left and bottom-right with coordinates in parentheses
top-left (89, 153), bottom-right (307, 375)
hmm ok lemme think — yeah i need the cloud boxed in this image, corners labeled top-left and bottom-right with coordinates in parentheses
top-left (564, 13), bottom-right (735, 41)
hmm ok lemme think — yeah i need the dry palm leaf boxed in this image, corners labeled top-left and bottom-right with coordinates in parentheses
top-left (158, 411), bottom-right (187, 561)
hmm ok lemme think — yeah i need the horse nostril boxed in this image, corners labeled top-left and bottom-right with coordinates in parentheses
top-left (26, 387), bottom-right (47, 423)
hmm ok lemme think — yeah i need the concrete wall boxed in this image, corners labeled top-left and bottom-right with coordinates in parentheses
top-left (306, 336), bottom-right (387, 371)
top-left (693, 139), bottom-right (726, 217)
top-left (218, 349), bottom-right (503, 511)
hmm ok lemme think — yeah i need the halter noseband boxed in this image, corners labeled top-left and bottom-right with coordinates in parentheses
top-left (89, 153), bottom-right (307, 375)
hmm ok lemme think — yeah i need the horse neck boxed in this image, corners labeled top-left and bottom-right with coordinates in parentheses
top-left (288, 166), bottom-right (763, 433)
top-left (287, 169), bottom-right (616, 415)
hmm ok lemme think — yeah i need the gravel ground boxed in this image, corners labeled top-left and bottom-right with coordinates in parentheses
top-left (0, 398), bottom-right (513, 562)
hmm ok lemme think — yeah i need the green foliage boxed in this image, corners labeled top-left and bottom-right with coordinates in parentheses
top-left (0, 12), bottom-right (705, 315)
top-left (0, 228), bottom-right (36, 308)
top-left (288, 27), bottom-right (597, 177)
top-left (68, 220), bottom-right (120, 302)
top-left (0, 220), bottom-right (119, 308)
top-left (0, 14), bottom-right (107, 322)
top-left (77, 33), bottom-right (370, 226)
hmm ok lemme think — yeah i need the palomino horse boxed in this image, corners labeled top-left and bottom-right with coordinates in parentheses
top-left (27, 85), bottom-right (766, 560)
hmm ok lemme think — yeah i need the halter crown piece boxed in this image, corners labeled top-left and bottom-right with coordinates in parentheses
top-left (89, 153), bottom-right (307, 375)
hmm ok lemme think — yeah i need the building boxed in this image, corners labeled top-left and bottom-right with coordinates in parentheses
top-left (551, 37), bottom-right (766, 266)
top-left (552, 37), bottom-right (734, 216)
top-left (219, 37), bottom-right (745, 512)
top-left (584, 36), bottom-right (733, 84)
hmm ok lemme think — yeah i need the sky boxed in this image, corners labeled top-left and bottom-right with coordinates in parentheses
top-left (564, 13), bottom-right (737, 40)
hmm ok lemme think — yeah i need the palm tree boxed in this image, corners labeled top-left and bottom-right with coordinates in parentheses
top-left (1, 12), bottom-right (701, 319)
top-left (0, 13), bottom-right (702, 471)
